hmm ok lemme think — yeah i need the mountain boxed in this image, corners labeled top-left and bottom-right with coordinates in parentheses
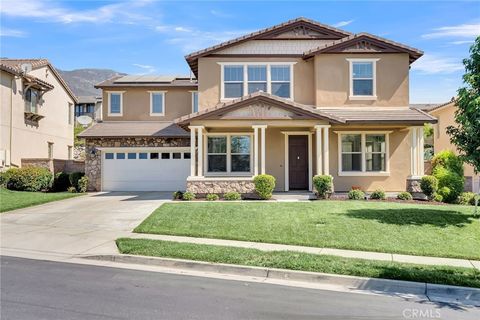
top-left (57, 68), bottom-right (125, 97)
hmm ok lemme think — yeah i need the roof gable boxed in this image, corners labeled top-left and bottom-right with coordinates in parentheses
top-left (304, 33), bottom-right (423, 63)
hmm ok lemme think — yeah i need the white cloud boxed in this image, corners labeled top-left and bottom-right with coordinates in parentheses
top-left (411, 54), bottom-right (464, 74)
top-left (133, 63), bottom-right (156, 75)
top-left (449, 40), bottom-right (475, 45)
top-left (156, 25), bottom-right (251, 53)
top-left (210, 10), bottom-right (232, 18)
top-left (0, 0), bottom-right (154, 24)
top-left (422, 23), bottom-right (480, 39)
top-left (333, 20), bottom-right (354, 28)
top-left (0, 28), bottom-right (27, 37)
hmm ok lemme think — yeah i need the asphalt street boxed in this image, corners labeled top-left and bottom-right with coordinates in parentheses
top-left (1, 256), bottom-right (479, 320)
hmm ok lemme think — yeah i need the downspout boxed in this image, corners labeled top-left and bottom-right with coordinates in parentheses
top-left (9, 76), bottom-right (15, 167)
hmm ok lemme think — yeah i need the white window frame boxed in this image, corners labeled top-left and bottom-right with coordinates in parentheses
top-left (107, 91), bottom-right (124, 116)
top-left (336, 131), bottom-right (391, 176)
top-left (190, 91), bottom-right (198, 113)
top-left (247, 65), bottom-right (267, 95)
top-left (68, 103), bottom-right (73, 125)
top-left (347, 59), bottom-right (379, 100)
top-left (148, 91), bottom-right (166, 116)
top-left (204, 132), bottom-right (254, 177)
top-left (219, 62), bottom-right (296, 102)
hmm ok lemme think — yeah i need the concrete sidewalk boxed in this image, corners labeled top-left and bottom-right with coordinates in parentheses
top-left (128, 233), bottom-right (480, 270)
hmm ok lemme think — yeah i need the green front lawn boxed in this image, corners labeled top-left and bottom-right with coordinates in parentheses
top-left (0, 188), bottom-right (82, 212)
top-left (134, 201), bottom-right (480, 260)
top-left (117, 238), bottom-right (480, 288)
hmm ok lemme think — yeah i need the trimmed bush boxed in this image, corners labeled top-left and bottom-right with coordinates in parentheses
top-left (7, 167), bottom-right (53, 192)
top-left (420, 175), bottom-right (438, 200)
top-left (433, 193), bottom-right (443, 202)
top-left (0, 169), bottom-right (16, 188)
top-left (52, 172), bottom-right (71, 192)
top-left (67, 186), bottom-right (77, 193)
top-left (253, 174), bottom-right (276, 200)
top-left (182, 192), bottom-right (195, 201)
top-left (433, 166), bottom-right (464, 203)
top-left (172, 191), bottom-right (183, 200)
top-left (348, 189), bottom-right (365, 200)
top-left (69, 172), bottom-right (85, 191)
top-left (77, 176), bottom-right (89, 193)
top-left (206, 194), bottom-right (219, 201)
top-left (312, 175), bottom-right (333, 199)
top-left (458, 192), bottom-right (476, 206)
top-left (369, 189), bottom-right (386, 200)
top-left (437, 186), bottom-right (451, 200)
top-left (223, 191), bottom-right (241, 201)
top-left (397, 191), bottom-right (413, 201)
top-left (431, 150), bottom-right (464, 176)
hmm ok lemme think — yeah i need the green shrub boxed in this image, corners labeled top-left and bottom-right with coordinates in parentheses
top-left (0, 169), bottom-right (16, 188)
top-left (67, 186), bottom-right (77, 193)
top-left (431, 150), bottom-right (464, 176)
top-left (433, 193), bottom-right (443, 202)
top-left (223, 191), bottom-right (241, 201)
top-left (206, 194), bottom-right (219, 201)
top-left (437, 186), bottom-right (451, 200)
top-left (172, 191), bottom-right (183, 200)
top-left (77, 176), bottom-right (89, 193)
top-left (433, 166), bottom-right (464, 203)
top-left (420, 175), bottom-right (438, 200)
top-left (369, 189), bottom-right (386, 200)
top-left (52, 172), bottom-right (71, 192)
top-left (312, 175), bottom-right (333, 199)
top-left (69, 172), bottom-right (85, 191)
top-left (458, 192), bottom-right (477, 206)
top-left (253, 174), bottom-right (276, 200)
top-left (182, 192), bottom-right (195, 201)
top-left (348, 189), bottom-right (365, 200)
top-left (397, 191), bottom-right (413, 201)
top-left (7, 167), bottom-right (53, 192)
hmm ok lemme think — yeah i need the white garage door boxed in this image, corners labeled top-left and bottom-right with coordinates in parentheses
top-left (102, 148), bottom-right (190, 191)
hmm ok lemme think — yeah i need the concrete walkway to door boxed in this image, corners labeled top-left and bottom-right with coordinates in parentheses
top-left (1, 192), bottom-right (171, 260)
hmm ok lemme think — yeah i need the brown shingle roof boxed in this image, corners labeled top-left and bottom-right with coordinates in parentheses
top-left (303, 33), bottom-right (423, 63)
top-left (95, 75), bottom-right (198, 88)
top-left (0, 58), bottom-right (78, 103)
top-left (78, 121), bottom-right (189, 138)
top-left (319, 107), bottom-right (437, 124)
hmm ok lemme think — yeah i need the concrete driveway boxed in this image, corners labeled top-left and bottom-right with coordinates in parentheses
top-left (1, 192), bottom-right (170, 260)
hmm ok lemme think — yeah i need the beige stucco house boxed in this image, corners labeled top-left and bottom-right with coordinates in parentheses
top-left (0, 59), bottom-right (78, 168)
top-left (79, 17), bottom-right (437, 193)
top-left (427, 100), bottom-right (479, 192)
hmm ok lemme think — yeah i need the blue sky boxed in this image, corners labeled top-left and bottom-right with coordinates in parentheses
top-left (1, 0), bottom-right (479, 103)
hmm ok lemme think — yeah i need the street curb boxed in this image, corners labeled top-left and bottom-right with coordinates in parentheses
top-left (83, 254), bottom-right (480, 306)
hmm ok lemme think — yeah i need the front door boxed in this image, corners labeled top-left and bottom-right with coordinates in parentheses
top-left (288, 135), bottom-right (308, 190)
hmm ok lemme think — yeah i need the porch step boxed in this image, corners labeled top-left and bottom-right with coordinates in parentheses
top-left (272, 192), bottom-right (315, 201)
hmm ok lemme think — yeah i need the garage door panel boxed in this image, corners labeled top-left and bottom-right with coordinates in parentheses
top-left (102, 151), bottom-right (190, 191)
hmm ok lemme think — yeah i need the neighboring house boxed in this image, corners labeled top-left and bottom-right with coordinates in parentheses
top-left (75, 96), bottom-right (102, 122)
top-left (426, 100), bottom-right (479, 193)
top-left (79, 17), bottom-right (437, 193)
top-left (0, 59), bottom-right (78, 168)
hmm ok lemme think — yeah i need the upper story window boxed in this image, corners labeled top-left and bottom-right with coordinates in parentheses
top-left (25, 88), bottom-right (39, 113)
top-left (221, 63), bottom-right (294, 100)
top-left (68, 103), bottom-right (73, 125)
top-left (108, 92), bottom-right (124, 116)
top-left (348, 59), bottom-right (379, 100)
top-left (191, 91), bottom-right (198, 113)
top-left (149, 91), bottom-right (165, 116)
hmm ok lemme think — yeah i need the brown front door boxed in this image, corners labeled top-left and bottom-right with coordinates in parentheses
top-left (288, 135), bottom-right (308, 190)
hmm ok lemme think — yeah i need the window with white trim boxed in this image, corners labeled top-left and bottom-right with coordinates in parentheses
top-left (25, 88), bottom-right (39, 113)
top-left (108, 92), bottom-right (122, 116)
top-left (221, 63), bottom-right (293, 100)
top-left (68, 103), bottom-right (73, 125)
top-left (191, 91), bottom-right (198, 113)
top-left (348, 59), bottom-right (378, 99)
top-left (150, 92), bottom-right (165, 116)
top-left (339, 133), bottom-right (388, 174)
top-left (207, 135), bottom-right (251, 174)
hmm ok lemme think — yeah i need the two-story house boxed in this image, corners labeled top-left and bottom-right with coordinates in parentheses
top-left (75, 95), bottom-right (103, 123)
top-left (79, 17), bottom-right (436, 194)
top-left (0, 59), bottom-right (78, 168)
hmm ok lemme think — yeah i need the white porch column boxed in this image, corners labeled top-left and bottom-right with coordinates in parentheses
top-left (410, 127), bottom-right (418, 176)
top-left (260, 126), bottom-right (267, 174)
top-left (323, 126), bottom-right (330, 175)
top-left (418, 127), bottom-right (425, 176)
top-left (197, 126), bottom-right (204, 177)
top-left (314, 125), bottom-right (323, 176)
top-left (253, 126), bottom-right (259, 176)
top-left (189, 126), bottom-right (196, 176)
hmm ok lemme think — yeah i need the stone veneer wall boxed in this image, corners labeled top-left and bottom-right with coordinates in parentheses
top-left (85, 137), bottom-right (189, 191)
top-left (186, 179), bottom-right (255, 195)
top-left (406, 177), bottom-right (426, 200)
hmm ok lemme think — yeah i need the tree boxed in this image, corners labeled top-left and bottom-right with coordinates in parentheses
top-left (446, 36), bottom-right (480, 174)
